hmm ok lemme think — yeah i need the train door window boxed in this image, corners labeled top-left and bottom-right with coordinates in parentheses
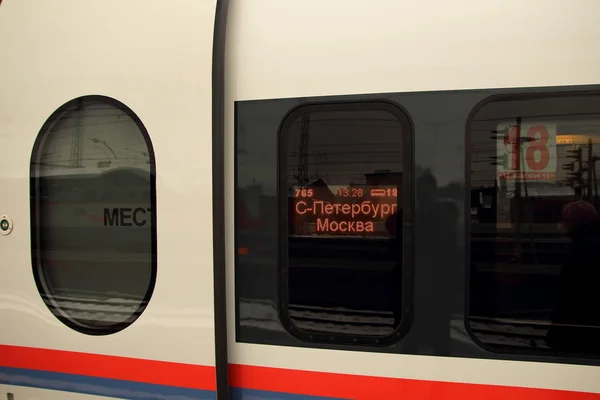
top-left (30, 95), bottom-right (157, 335)
top-left (468, 92), bottom-right (600, 357)
top-left (279, 101), bottom-right (413, 345)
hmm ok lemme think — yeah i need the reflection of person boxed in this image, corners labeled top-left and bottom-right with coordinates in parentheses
top-left (385, 209), bottom-right (398, 239)
top-left (546, 200), bottom-right (600, 354)
top-left (415, 171), bottom-right (459, 353)
top-left (386, 211), bottom-right (403, 325)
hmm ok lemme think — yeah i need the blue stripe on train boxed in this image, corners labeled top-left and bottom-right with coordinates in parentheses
top-left (230, 388), bottom-right (342, 400)
top-left (0, 366), bottom-right (214, 399)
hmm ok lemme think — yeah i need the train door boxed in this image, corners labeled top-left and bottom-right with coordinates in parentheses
top-left (223, 3), bottom-right (414, 398)
top-left (0, 1), bottom-right (220, 399)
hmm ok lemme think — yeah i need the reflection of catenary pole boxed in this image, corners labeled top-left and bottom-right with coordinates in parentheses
top-left (588, 138), bottom-right (593, 201)
top-left (517, 117), bottom-right (537, 266)
top-left (69, 98), bottom-right (84, 168)
top-left (297, 114), bottom-right (310, 187)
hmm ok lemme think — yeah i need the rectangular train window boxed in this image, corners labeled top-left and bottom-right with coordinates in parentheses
top-left (278, 101), bottom-right (413, 345)
top-left (469, 92), bottom-right (600, 357)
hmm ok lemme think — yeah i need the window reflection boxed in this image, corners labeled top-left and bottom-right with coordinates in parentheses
top-left (31, 96), bottom-right (156, 334)
top-left (282, 105), bottom-right (410, 341)
top-left (469, 94), bottom-right (600, 356)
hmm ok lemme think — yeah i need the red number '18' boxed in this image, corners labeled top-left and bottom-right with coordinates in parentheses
top-left (526, 124), bottom-right (550, 171)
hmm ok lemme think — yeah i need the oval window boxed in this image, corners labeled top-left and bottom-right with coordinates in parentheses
top-left (30, 96), bottom-right (157, 335)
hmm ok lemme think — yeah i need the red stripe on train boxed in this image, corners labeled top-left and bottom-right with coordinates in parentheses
top-left (0, 344), bottom-right (216, 391)
top-left (229, 364), bottom-right (600, 400)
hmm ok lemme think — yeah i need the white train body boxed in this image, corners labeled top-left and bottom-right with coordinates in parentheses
top-left (1, 1), bottom-right (600, 399)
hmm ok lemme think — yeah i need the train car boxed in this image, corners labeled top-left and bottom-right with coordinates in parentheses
top-left (1, 0), bottom-right (600, 399)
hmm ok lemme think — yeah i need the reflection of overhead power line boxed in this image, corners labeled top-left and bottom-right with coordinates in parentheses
top-left (472, 112), bottom-right (600, 123)
top-left (89, 137), bottom-right (117, 159)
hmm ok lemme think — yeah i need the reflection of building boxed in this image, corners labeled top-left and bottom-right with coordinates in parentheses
top-left (486, 137), bottom-right (600, 224)
top-left (365, 170), bottom-right (402, 213)
top-left (365, 170), bottom-right (402, 187)
top-left (471, 185), bottom-right (497, 223)
top-left (305, 178), bottom-right (336, 202)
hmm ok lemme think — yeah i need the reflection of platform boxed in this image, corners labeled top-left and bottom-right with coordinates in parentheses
top-left (41, 291), bottom-right (145, 325)
top-left (290, 304), bottom-right (394, 336)
top-left (237, 298), bottom-right (553, 348)
top-left (468, 316), bottom-right (550, 349)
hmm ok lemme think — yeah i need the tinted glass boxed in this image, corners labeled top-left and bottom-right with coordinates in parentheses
top-left (469, 93), bottom-right (600, 357)
top-left (280, 103), bottom-right (411, 343)
top-left (31, 96), bottom-right (156, 335)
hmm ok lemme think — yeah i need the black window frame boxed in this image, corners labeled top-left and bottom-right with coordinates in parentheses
top-left (277, 100), bottom-right (415, 346)
top-left (30, 94), bottom-right (158, 336)
top-left (465, 89), bottom-right (600, 358)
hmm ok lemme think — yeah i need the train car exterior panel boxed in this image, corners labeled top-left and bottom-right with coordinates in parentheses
top-left (225, 0), bottom-right (600, 397)
top-left (0, 0), bottom-right (219, 398)
top-left (225, 0), bottom-right (600, 101)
